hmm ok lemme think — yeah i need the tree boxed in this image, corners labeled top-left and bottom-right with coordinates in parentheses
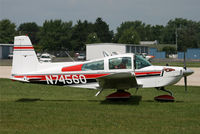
top-left (118, 27), bottom-right (140, 44)
top-left (86, 33), bottom-right (101, 44)
top-left (39, 20), bottom-right (73, 51)
top-left (151, 25), bottom-right (164, 42)
top-left (115, 21), bottom-right (146, 43)
top-left (71, 20), bottom-right (95, 51)
top-left (0, 19), bottom-right (16, 43)
top-left (177, 22), bottom-right (199, 51)
top-left (163, 18), bottom-right (200, 51)
top-left (94, 18), bottom-right (113, 42)
top-left (17, 22), bottom-right (40, 45)
top-left (162, 46), bottom-right (176, 57)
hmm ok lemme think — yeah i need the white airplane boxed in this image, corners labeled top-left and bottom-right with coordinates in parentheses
top-left (11, 36), bottom-right (194, 101)
top-left (140, 53), bottom-right (155, 61)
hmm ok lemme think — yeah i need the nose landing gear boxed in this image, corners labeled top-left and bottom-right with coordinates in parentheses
top-left (154, 87), bottom-right (175, 102)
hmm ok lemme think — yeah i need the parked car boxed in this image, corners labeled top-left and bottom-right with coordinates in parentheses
top-left (77, 53), bottom-right (86, 60)
top-left (8, 53), bottom-right (13, 59)
top-left (39, 53), bottom-right (52, 62)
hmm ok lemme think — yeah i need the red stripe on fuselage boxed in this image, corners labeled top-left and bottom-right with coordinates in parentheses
top-left (61, 64), bottom-right (83, 72)
top-left (135, 71), bottom-right (161, 76)
top-left (14, 76), bottom-right (24, 78)
top-left (13, 75), bottom-right (45, 80)
top-left (13, 73), bottom-right (110, 81)
top-left (12, 71), bottom-right (161, 82)
top-left (83, 74), bottom-right (109, 78)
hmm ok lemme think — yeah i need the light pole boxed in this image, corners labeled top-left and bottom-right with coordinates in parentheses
top-left (175, 28), bottom-right (178, 51)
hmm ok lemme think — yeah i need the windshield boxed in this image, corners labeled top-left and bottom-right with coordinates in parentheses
top-left (135, 55), bottom-right (151, 69)
top-left (82, 60), bottom-right (104, 71)
top-left (109, 57), bottom-right (132, 69)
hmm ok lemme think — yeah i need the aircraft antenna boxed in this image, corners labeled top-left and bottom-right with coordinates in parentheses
top-left (103, 51), bottom-right (109, 57)
top-left (111, 52), bottom-right (118, 56)
top-left (65, 50), bottom-right (75, 62)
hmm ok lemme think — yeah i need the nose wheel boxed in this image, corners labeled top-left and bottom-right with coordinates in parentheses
top-left (154, 87), bottom-right (175, 102)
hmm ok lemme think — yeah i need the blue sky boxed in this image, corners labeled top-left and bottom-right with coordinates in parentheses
top-left (0, 0), bottom-right (200, 31)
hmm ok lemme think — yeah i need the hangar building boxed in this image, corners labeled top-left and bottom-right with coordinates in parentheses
top-left (0, 44), bottom-right (13, 59)
top-left (86, 43), bottom-right (149, 60)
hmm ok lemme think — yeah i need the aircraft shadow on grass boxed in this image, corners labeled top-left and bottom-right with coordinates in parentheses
top-left (100, 95), bottom-right (142, 105)
top-left (15, 96), bottom-right (184, 104)
top-left (16, 98), bottom-right (41, 102)
top-left (15, 95), bottom-right (143, 105)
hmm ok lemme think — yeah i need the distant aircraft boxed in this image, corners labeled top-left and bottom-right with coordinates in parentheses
top-left (140, 53), bottom-right (155, 61)
top-left (10, 36), bottom-right (194, 101)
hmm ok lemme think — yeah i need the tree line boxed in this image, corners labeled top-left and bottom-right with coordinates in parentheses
top-left (0, 17), bottom-right (200, 52)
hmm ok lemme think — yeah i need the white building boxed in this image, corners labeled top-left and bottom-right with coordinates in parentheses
top-left (86, 43), bottom-right (149, 60)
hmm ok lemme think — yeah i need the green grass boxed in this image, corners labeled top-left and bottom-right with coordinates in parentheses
top-left (0, 78), bottom-right (200, 134)
top-left (152, 62), bottom-right (200, 67)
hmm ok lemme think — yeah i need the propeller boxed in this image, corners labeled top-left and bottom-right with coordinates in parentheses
top-left (183, 51), bottom-right (187, 92)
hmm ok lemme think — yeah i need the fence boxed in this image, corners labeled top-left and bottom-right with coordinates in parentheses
top-left (149, 48), bottom-right (166, 59)
top-left (178, 48), bottom-right (200, 59)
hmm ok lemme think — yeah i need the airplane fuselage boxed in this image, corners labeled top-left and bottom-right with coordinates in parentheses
top-left (11, 36), bottom-right (193, 93)
top-left (11, 54), bottom-right (184, 89)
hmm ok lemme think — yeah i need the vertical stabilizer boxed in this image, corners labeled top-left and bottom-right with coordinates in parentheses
top-left (11, 36), bottom-right (39, 75)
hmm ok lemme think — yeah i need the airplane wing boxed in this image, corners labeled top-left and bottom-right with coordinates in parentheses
top-left (96, 72), bottom-right (140, 89)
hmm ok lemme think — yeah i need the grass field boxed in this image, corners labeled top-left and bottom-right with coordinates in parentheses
top-left (1, 59), bottom-right (200, 67)
top-left (152, 62), bottom-right (200, 67)
top-left (0, 79), bottom-right (200, 134)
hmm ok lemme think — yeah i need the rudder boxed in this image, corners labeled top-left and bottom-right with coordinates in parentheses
top-left (11, 36), bottom-right (39, 75)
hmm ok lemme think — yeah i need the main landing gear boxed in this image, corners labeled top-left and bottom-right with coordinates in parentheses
top-left (154, 87), bottom-right (175, 102)
top-left (106, 89), bottom-right (131, 100)
top-left (99, 87), bottom-right (175, 102)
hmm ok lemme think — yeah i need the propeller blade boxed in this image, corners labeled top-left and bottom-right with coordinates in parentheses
top-left (183, 51), bottom-right (186, 69)
top-left (183, 51), bottom-right (187, 92)
top-left (184, 76), bottom-right (187, 92)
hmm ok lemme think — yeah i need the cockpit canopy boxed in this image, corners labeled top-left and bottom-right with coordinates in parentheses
top-left (81, 54), bottom-right (152, 71)
top-left (109, 57), bottom-right (132, 69)
top-left (135, 55), bottom-right (152, 69)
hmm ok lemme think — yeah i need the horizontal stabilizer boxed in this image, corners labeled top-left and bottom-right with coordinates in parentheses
top-left (10, 77), bottom-right (29, 82)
